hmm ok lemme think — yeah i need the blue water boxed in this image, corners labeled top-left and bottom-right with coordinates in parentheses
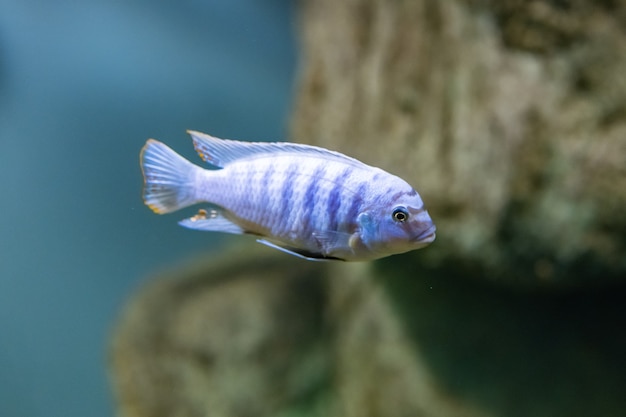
top-left (0, 1), bottom-right (296, 416)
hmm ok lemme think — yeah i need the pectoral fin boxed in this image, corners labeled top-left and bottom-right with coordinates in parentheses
top-left (256, 239), bottom-right (345, 261)
top-left (312, 230), bottom-right (354, 252)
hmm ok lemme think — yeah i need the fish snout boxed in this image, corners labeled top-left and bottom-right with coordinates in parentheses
top-left (411, 211), bottom-right (436, 243)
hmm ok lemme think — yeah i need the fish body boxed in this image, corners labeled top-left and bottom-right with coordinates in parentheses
top-left (140, 131), bottom-right (436, 261)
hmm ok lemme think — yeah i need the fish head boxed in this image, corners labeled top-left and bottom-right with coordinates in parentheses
top-left (357, 186), bottom-right (436, 258)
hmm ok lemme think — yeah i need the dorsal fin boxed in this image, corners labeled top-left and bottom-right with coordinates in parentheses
top-left (188, 130), bottom-right (369, 169)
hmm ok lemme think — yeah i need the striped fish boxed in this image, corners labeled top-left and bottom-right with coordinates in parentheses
top-left (140, 131), bottom-right (436, 261)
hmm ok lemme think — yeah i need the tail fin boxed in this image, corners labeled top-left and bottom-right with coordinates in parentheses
top-left (140, 139), bottom-right (202, 214)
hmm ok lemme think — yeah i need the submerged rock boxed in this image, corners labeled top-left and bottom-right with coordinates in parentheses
top-left (111, 245), bottom-right (490, 417)
top-left (111, 246), bottom-right (331, 417)
top-left (293, 0), bottom-right (626, 286)
top-left (111, 244), bottom-right (626, 417)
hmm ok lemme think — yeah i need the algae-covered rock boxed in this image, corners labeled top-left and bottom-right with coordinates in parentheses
top-left (111, 246), bottom-right (332, 417)
top-left (110, 246), bottom-right (491, 417)
top-left (111, 245), bottom-right (626, 417)
top-left (292, 0), bottom-right (626, 286)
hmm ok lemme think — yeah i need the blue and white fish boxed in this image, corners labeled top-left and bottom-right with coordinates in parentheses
top-left (140, 131), bottom-right (436, 261)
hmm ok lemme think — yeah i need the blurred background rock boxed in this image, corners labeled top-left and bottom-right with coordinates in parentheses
top-left (0, 1), bottom-right (296, 417)
top-left (293, 0), bottom-right (626, 288)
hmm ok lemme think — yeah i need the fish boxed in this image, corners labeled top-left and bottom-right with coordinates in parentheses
top-left (140, 131), bottom-right (436, 261)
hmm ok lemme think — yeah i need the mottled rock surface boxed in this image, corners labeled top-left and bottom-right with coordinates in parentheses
top-left (111, 1), bottom-right (626, 416)
top-left (111, 244), bottom-right (626, 417)
top-left (111, 247), bottom-right (331, 417)
top-left (293, 0), bottom-right (626, 286)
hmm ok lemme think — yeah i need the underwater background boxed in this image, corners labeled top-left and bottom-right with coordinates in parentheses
top-left (2, 1), bottom-right (626, 417)
top-left (0, 1), bottom-right (296, 416)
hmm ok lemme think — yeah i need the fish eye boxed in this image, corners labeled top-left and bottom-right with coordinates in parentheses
top-left (392, 206), bottom-right (409, 222)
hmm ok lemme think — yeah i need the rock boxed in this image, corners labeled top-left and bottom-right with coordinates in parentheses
top-left (110, 245), bottom-right (332, 417)
top-left (110, 245), bottom-right (626, 417)
top-left (292, 0), bottom-right (626, 286)
top-left (110, 245), bottom-right (491, 417)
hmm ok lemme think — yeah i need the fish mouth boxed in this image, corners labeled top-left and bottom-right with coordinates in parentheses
top-left (411, 224), bottom-right (437, 243)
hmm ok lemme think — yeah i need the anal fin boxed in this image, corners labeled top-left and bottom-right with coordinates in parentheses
top-left (179, 209), bottom-right (244, 235)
